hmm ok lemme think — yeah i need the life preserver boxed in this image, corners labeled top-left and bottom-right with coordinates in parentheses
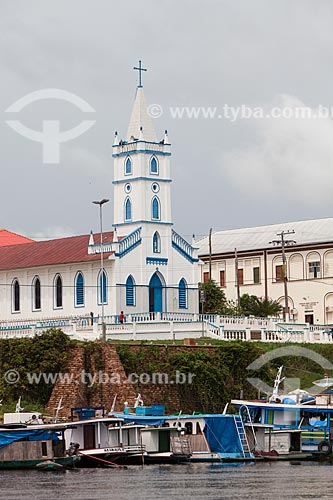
top-left (318, 440), bottom-right (332, 455)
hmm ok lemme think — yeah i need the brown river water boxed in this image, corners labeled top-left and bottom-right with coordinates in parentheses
top-left (0, 462), bottom-right (332, 500)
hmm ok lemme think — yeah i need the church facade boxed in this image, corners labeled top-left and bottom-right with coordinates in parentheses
top-left (0, 70), bottom-right (200, 322)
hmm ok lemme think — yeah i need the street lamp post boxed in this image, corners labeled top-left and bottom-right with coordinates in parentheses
top-left (92, 198), bottom-right (110, 342)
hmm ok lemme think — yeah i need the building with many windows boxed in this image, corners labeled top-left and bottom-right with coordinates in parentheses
top-left (197, 218), bottom-right (333, 325)
top-left (0, 73), bottom-right (199, 322)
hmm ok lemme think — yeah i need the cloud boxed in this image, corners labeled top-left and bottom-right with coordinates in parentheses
top-left (18, 226), bottom-right (75, 241)
top-left (222, 94), bottom-right (333, 206)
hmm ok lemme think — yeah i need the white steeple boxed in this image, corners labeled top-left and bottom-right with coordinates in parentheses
top-left (112, 61), bottom-right (172, 230)
top-left (126, 87), bottom-right (157, 142)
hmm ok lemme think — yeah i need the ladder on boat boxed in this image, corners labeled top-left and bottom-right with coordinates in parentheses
top-left (233, 415), bottom-right (251, 458)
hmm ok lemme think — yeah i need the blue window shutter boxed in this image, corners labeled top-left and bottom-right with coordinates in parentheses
top-left (126, 275), bottom-right (135, 306)
top-left (55, 275), bottom-right (62, 308)
top-left (125, 198), bottom-right (132, 221)
top-left (150, 157), bottom-right (158, 173)
top-left (152, 197), bottom-right (160, 219)
top-left (179, 278), bottom-right (187, 309)
top-left (153, 231), bottom-right (160, 253)
top-left (100, 270), bottom-right (107, 304)
top-left (34, 277), bottom-right (41, 310)
top-left (76, 273), bottom-right (84, 306)
top-left (125, 157), bottom-right (132, 174)
top-left (13, 280), bottom-right (20, 312)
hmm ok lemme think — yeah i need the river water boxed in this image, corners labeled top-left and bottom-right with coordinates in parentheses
top-left (1, 462), bottom-right (332, 500)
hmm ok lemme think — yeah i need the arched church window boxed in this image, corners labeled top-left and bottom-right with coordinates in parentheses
top-left (152, 197), bottom-right (160, 220)
top-left (75, 272), bottom-right (84, 307)
top-left (32, 276), bottom-right (41, 311)
top-left (12, 279), bottom-right (20, 312)
top-left (125, 156), bottom-right (132, 175)
top-left (178, 278), bottom-right (188, 309)
top-left (126, 275), bottom-right (135, 306)
top-left (125, 197), bottom-right (132, 221)
top-left (98, 269), bottom-right (107, 304)
top-left (54, 274), bottom-right (63, 308)
top-left (150, 156), bottom-right (158, 174)
top-left (153, 231), bottom-right (161, 253)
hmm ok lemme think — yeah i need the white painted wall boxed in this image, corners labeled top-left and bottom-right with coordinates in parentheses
top-left (201, 246), bottom-right (333, 324)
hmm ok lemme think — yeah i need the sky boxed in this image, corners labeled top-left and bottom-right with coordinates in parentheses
top-left (1, 0), bottom-right (333, 243)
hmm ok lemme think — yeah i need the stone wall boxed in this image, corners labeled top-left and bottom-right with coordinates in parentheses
top-left (46, 343), bottom-right (137, 419)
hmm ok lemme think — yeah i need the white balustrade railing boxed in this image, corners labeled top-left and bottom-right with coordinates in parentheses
top-left (2, 311), bottom-right (333, 343)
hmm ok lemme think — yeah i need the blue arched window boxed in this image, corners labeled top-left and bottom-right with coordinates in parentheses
top-left (54, 274), bottom-right (63, 309)
top-left (98, 269), bottom-right (107, 304)
top-left (152, 197), bottom-right (160, 220)
top-left (32, 276), bottom-right (41, 311)
top-left (125, 156), bottom-right (132, 175)
top-left (153, 231), bottom-right (161, 253)
top-left (178, 278), bottom-right (188, 309)
top-left (75, 272), bottom-right (84, 307)
top-left (150, 156), bottom-right (158, 174)
top-left (12, 279), bottom-right (20, 312)
top-left (125, 197), bottom-right (132, 221)
top-left (126, 275), bottom-right (135, 306)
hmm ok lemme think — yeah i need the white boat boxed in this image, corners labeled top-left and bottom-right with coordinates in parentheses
top-left (111, 396), bottom-right (254, 462)
top-left (231, 367), bottom-right (333, 459)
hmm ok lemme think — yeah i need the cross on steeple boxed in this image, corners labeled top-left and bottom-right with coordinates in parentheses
top-left (133, 60), bottom-right (147, 88)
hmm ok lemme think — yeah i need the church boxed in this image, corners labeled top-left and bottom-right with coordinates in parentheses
top-left (0, 65), bottom-right (200, 323)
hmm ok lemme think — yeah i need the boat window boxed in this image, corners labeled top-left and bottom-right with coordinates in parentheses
top-left (196, 422), bottom-right (202, 435)
top-left (185, 422), bottom-right (193, 435)
top-left (41, 442), bottom-right (48, 456)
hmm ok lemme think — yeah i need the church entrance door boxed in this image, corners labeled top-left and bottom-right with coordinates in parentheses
top-left (149, 273), bottom-right (164, 313)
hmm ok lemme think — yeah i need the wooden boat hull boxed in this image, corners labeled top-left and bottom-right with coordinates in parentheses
top-left (0, 455), bottom-right (80, 470)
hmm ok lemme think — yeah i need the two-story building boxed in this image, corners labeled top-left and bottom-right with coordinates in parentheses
top-left (197, 218), bottom-right (333, 325)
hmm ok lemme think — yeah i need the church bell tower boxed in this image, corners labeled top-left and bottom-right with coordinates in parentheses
top-left (112, 61), bottom-right (172, 233)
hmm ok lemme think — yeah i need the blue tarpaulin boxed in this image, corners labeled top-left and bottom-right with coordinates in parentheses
top-left (0, 429), bottom-right (59, 449)
top-left (204, 416), bottom-right (243, 455)
top-left (112, 413), bottom-right (166, 426)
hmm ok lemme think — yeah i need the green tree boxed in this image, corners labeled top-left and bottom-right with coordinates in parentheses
top-left (239, 293), bottom-right (282, 317)
top-left (198, 280), bottom-right (231, 314)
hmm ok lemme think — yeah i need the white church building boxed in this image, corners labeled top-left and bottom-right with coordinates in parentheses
top-left (0, 67), bottom-right (200, 324)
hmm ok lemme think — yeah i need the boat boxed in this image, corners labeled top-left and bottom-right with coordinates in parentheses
top-left (36, 460), bottom-right (65, 471)
top-left (64, 406), bottom-right (145, 467)
top-left (231, 367), bottom-right (333, 460)
top-left (108, 420), bottom-right (191, 464)
top-left (0, 422), bottom-right (80, 469)
top-left (110, 395), bottom-right (254, 462)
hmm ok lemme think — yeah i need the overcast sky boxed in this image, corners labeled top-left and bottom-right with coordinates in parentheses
top-left (1, 0), bottom-right (333, 243)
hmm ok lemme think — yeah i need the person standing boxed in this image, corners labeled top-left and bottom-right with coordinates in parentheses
top-left (119, 311), bottom-right (124, 324)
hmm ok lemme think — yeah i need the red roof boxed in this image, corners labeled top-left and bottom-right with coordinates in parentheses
top-left (0, 229), bottom-right (33, 247)
top-left (0, 232), bottom-right (115, 271)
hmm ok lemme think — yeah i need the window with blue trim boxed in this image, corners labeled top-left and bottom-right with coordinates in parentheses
top-left (125, 157), bottom-right (132, 175)
top-left (150, 156), bottom-right (158, 174)
top-left (99, 269), bottom-right (107, 304)
top-left (33, 276), bottom-right (41, 310)
top-left (75, 272), bottom-right (84, 306)
top-left (153, 231), bottom-right (161, 253)
top-left (54, 274), bottom-right (63, 308)
top-left (126, 275), bottom-right (135, 306)
top-left (13, 279), bottom-right (20, 312)
top-left (125, 197), bottom-right (132, 221)
top-left (178, 278), bottom-right (187, 309)
top-left (152, 197), bottom-right (160, 220)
